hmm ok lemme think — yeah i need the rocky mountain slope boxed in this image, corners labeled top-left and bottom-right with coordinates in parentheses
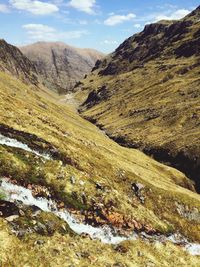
top-left (0, 40), bottom-right (200, 266)
top-left (20, 42), bottom-right (104, 93)
top-left (77, 6), bottom-right (200, 192)
top-left (0, 39), bottom-right (38, 85)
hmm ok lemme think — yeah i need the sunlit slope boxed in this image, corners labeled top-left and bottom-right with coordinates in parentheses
top-left (0, 70), bottom-right (200, 239)
top-left (77, 6), bottom-right (200, 190)
top-left (1, 71), bottom-right (200, 265)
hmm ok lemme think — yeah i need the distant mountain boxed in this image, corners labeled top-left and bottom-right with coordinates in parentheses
top-left (20, 42), bottom-right (104, 94)
top-left (0, 39), bottom-right (38, 85)
top-left (77, 6), bottom-right (200, 191)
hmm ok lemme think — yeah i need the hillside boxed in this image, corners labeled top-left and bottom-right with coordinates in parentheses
top-left (20, 42), bottom-right (104, 93)
top-left (0, 39), bottom-right (38, 85)
top-left (77, 6), bottom-right (200, 192)
top-left (0, 40), bottom-right (200, 265)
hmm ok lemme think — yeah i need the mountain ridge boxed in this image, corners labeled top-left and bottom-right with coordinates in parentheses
top-left (20, 42), bottom-right (105, 94)
top-left (0, 39), bottom-right (38, 85)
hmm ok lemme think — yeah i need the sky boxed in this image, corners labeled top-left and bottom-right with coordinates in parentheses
top-left (0, 0), bottom-right (199, 53)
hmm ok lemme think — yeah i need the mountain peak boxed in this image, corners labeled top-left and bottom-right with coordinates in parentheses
top-left (20, 42), bottom-right (104, 93)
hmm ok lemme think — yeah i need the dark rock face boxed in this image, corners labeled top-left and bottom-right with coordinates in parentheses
top-left (175, 37), bottom-right (200, 57)
top-left (0, 39), bottom-right (38, 85)
top-left (81, 85), bottom-right (110, 109)
top-left (96, 7), bottom-right (200, 76)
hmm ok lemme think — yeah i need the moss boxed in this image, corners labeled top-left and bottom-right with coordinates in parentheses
top-left (13, 211), bottom-right (75, 238)
top-left (0, 191), bottom-right (6, 200)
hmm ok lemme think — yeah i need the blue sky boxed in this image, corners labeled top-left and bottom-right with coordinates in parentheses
top-left (0, 0), bottom-right (199, 53)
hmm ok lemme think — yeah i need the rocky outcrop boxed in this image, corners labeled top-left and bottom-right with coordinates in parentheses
top-left (97, 18), bottom-right (196, 76)
top-left (0, 39), bottom-right (38, 85)
top-left (20, 42), bottom-right (104, 93)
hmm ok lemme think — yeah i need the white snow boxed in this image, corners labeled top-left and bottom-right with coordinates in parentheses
top-left (1, 178), bottom-right (200, 253)
top-left (0, 134), bottom-right (51, 160)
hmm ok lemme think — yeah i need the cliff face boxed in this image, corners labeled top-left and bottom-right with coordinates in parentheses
top-left (20, 42), bottom-right (104, 94)
top-left (0, 39), bottom-right (38, 85)
top-left (77, 6), bottom-right (200, 190)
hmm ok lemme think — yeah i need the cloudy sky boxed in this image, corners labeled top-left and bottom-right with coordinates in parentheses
top-left (0, 0), bottom-right (199, 53)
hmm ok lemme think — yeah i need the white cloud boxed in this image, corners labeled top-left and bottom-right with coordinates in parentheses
top-left (23, 23), bottom-right (88, 41)
top-left (154, 9), bottom-right (191, 21)
top-left (68, 0), bottom-right (96, 14)
top-left (104, 13), bottom-right (136, 26)
top-left (0, 4), bottom-right (10, 13)
top-left (134, 23), bottom-right (141, 28)
top-left (102, 40), bottom-right (118, 45)
top-left (10, 0), bottom-right (59, 15)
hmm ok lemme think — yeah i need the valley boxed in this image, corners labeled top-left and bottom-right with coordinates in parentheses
top-left (76, 6), bottom-right (200, 193)
top-left (0, 3), bottom-right (199, 267)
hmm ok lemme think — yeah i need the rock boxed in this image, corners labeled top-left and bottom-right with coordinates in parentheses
top-left (19, 209), bottom-right (25, 216)
top-left (137, 251), bottom-right (143, 257)
top-left (114, 244), bottom-right (129, 253)
top-left (0, 200), bottom-right (19, 217)
top-left (95, 182), bottom-right (104, 190)
top-left (35, 240), bottom-right (45, 245)
top-left (132, 182), bottom-right (145, 194)
top-left (35, 222), bottom-right (46, 234)
top-left (57, 172), bottom-right (65, 180)
top-left (80, 252), bottom-right (90, 258)
top-left (5, 215), bottom-right (19, 222)
top-left (139, 196), bottom-right (145, 204)
top-left (17, 230), bottom-right (28, 238)
top-left (106, 212), bottom-right (124, 227)
top-left (79, 180), bottom-right (85, 186)
top-left (82, 85), bottom-right (110, 109)
top-left (52, 248), bottom-right (60, 256)
top-left (58, 202), bottom-right (65, 209)
top-left (70, 176), bottom-right (76, 184)
top-left (81, 193), bottom-right (87, 205)
top-left (46, 221), bottom-right (56, 235)
top-left (80, 233), bottom-right (91, 239)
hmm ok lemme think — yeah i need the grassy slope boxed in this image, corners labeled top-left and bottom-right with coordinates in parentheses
top-left (77, 14), bottom-right (200, 190)
top-left (0, 71), bottom-right (200, 265)
top-left (78, 56), bottom-right (200, 152)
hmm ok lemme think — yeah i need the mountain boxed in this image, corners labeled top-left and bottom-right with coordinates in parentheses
top-left (0, 39), bottom-right (200, 266)
top-left (0, 39), bottom-right (38, 85)
top-left (77, 6), bottom-right (200, 192)
top-left (20, 42), bottom-right (104, 94)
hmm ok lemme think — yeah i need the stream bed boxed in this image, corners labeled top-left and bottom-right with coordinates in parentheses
top-left (0, 133), bottom-right (51, 160)
top-left (0, 178), bottom-right (200, 255)
top-left (0, 131), bottom-right (200, 255)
